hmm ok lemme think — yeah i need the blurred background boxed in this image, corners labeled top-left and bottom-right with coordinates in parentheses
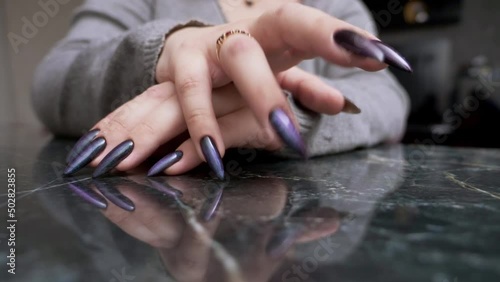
top-left (0, 0), bottom-right (499, 148)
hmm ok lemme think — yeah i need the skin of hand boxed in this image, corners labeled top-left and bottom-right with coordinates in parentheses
top-left (64, 2), bottom-right (408, 178)
top-left (154, 3), bottom-right (385, 164)
top-left (86, 67), bottom-right (348, 176)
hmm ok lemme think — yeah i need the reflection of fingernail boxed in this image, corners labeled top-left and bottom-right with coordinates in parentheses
top-left (93, 180), bottom-right (135, 211)
top-left (147, 151), bottom-right (183, 177)
top-left (342, 97), bottom-right (361, 114)
top-left (269, 109), bottom-right (307, 158)
top-left (147, 179), bottom-right (183, 199)
top-left (200, 136), bottom-right (225, 180)
top-left (67, 181), bottom-right (107, 209)
top-left (92, 140), bottom-right (134, 178)
top-left (371, 40), bottom-right (413, 73)
top-left (266, 225), bottom-right (302, 259)
top-left (333, 30), bottom-right (384, 62)
top-left (66, 129), bottom-right (100, 164)
top-left (200, 184), bottom-right (224, 222)
top-left (63, 137), bottom-right (107, 176)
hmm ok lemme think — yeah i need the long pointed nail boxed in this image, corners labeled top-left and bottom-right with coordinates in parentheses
top-left (200, 136), bottom-right (225, 180)
top-left (333, 30), bottom-right (384, 62)
top-left (269, 109), bottom-right (307, 158)
top-left (371, 41), bottom-right (413, 73)
top-left (147, 179), bottom-right (183, 199)
top-left (342, 97), bottom-right (361, 114)
top-left (63, 137), bottom-right (107, 176)
top-left (200, 183), bottom-right (224, 222)
top-left (147, 151), bottom-right (183, 177)
top-left (93, 180), bottom-right (135, 211)
top-left (92, 140), bottom-right (134, 178)
top-left (66, 129), bottom-right (100, 164)
top-left (67, 181), bottom-right (107, 209)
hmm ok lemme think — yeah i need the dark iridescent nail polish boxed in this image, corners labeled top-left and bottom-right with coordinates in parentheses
top-left (147, 151), bottom-right (183, 177)
top-left (93, 180), bottom-right (135, 211)
top-left (200, 183), bottom-right (224, 222)
top-left (372, 40), bottom-right (413, 73)
top-left (200, 136), bottom-right (225, 180)
top-left (67, 182), bottom-right (107, 209)
top-left (269, 109), bottom-right (307, 158)
top-left (342, 97), bottom-right (361, 114)
top-left (92, 140), bottom-right (134, 178)
top-left (333, 29), bottom-right (384, 62)
top-left (63, 137), bottom-right (107, 176)
top-left (266, 225), bottom-right (303, 259)
top-left (147, 179), bottom-right (183, 199)
top-left (66, 129), bottom-right (100, 164)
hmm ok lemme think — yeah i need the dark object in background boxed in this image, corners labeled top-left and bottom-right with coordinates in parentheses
top-left (362, 0), bottom-right (464, 30)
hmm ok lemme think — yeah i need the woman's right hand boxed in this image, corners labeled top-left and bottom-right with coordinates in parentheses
top-left (154, 3), bottom-right (410, 171)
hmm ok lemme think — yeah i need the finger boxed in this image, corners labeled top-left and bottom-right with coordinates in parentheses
top-left (174, 52), bottom-right (226, 180)
top-left (278, 67), bottom-right (359, 115)
top-left (89, 82), bottom-right (174, 166)
top-left (163, 109), bottom-right (280, 176)
top-left (115, 84), bottom-right (245, 172)
top-left (251, 3), bottom-right (388, 72)
top-left (218, 34), bottom-right (306, 157)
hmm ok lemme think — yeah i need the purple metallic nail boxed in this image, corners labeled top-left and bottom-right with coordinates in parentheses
top-left (63, 137), bottom-right (107, 176)
top-left (67, 181), bottom-right (107, 209)
top-left (269, 109), bottom-right (307, 158)
top-left (200, 136), bottom-right (225, 180)
top-left (200, 183), bottom-right (224, 222)
top-left (92, 140), bottom-right (134, 178)
top-left (333, 30), bottom-right (384, 62)
top-left (147, 151), bottom-right (183, 177)
top-left (66, 129), bottom-right (100, 164)
top-left (371, 40), bottom-right (413, 73)
top-left (93, 180), bottom-right (135, 211)
top-left (147, 179), bottom-right (183, 199)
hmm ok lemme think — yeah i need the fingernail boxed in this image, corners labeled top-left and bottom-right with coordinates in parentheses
top-left (66, 129), bottom-right (100, 164)
top-left (269, 109), bottom-right (307, 158)
top-left (333, 29), bottom-right (384, 62)
top-left (147, 151), bottom-right (183, 177)
top-left (147, 179), bottom-right (183, 199)
top-left (93, 180), bottom-right (135, 211)
top-left (342, 97), bottom-right (361, 114)
top-left (63, 137), bottom-right (107, 176)
top-left (200, 183), bottom-right (224, 222)
top-left (67, 181), bottom-right (107, 209)
top-left (371, 40), bottom-right (413, 73)
top-left (200, 136), bottom-right (225, 180)
top-left (92, 140), bottom-right (134, 178)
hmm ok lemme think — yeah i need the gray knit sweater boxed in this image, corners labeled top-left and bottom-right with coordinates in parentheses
top-left (32, 0), bottom-right (410, 157)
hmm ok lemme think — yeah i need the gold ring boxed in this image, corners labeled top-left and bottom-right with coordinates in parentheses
top-left (216, 29), bottom-right (253, 61)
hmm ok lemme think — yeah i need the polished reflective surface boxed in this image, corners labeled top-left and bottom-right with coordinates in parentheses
top-left (1, 128), bottom-right (500, 282)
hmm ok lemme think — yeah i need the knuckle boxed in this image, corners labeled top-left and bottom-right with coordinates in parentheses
top-left (178, 77), bottom-right (202, 94)
top-left (185, 107), bottom-right (211, 126)
top-left (224, 36), bottom-right (256, 57)
top-left (275, 2), bottom-right (297, 20)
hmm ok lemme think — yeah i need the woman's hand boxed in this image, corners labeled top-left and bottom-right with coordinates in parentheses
top-left (63, 3), bottom-right (410, 178)
top-left (153, 3), bottom-right (409, 176)
top-left (63, 67), bottom-right (356, 178)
